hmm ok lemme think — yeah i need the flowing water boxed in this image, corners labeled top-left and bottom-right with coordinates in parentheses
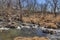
top-left (0, 28), bottom-right (48, 40)
top-left (0, 23), bottom-right (60, 40)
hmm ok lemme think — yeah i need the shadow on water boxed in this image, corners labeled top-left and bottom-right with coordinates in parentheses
top-left (0, 28), bottom-right (47, 40)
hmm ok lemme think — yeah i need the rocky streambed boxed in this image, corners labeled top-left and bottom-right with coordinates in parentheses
top-left (0, 22), bottom-right (60, 40)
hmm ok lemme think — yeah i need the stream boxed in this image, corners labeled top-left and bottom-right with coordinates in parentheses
top-left (0, 23), bottom-right (60, 40)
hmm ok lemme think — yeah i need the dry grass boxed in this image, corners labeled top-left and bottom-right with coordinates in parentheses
top-left (53, 15), bottom-right (60, 22)
top-left (22, 15), bottom-right (40, 24)
top-left (22, 14), bottom-right (60, 28)
top-left (44, 22), bottom-right (57, 28)
top-left (0, 8), bottom-right (60, 28)
top-left (22, 17), bottom-right (32, 23)
top-left (14, 36), bottom-right (49, 40)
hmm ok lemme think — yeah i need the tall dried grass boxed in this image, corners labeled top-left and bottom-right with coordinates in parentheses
top-left (22, 14), bottom-right (60, 28)
top-left (14, 36), bottom-right (49, 40)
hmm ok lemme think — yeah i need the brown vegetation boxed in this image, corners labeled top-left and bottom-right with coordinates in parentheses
top-left (0, 0), bottom-right (60, 29)
top-left (14, 36), bottom-right (49, 40)
top-left (22, 14), bottom-right (60, 28)
top-left (0, 7), bottom-right (60, 29)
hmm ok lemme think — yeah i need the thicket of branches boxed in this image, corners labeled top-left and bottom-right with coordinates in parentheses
top-left (0, 0), bottom-right (60, 28)
top-left (0, 0), bottom-right (60, 16)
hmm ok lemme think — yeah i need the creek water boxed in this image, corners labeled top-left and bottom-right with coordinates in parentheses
top-left (0, 23), bottom-right (60, 40)
top-left (0, 27), bottom-right (48, 40)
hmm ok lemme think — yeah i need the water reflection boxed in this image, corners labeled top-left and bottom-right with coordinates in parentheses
top-left (0, 28), bottom-right (48, 40)
top-left (35, 27), bottom-right (47, 37)
top-left (0, 23), bottom-right (60, 40)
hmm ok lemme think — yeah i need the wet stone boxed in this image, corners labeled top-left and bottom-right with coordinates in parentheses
top-left (5, 25), bottom-right (16, 29)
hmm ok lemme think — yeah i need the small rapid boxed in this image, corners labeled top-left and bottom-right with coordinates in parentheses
top-left (0, 23), bottom-right (60, 40)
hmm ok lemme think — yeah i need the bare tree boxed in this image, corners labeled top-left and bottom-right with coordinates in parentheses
top-left (6, 0), bottom-right (11, 8)
top-left (33, 0), bottom-right (37, 11)
top-left (53, 0), bottom-right (58, 16)
top-left (49, 0), bottom-right (58, 16)
top-left (18, 0), bottom-right (23, 21)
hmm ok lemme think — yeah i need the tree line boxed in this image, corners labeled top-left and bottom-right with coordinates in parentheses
top-left (0, 0), bottom-right (60, 16)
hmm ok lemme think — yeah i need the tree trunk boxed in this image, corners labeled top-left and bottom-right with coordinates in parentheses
top-left (18, 0), bottom-right (22, 22)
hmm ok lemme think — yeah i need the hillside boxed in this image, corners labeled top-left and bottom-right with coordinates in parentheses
top-left (0, 8), bottom-right (60, 29)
